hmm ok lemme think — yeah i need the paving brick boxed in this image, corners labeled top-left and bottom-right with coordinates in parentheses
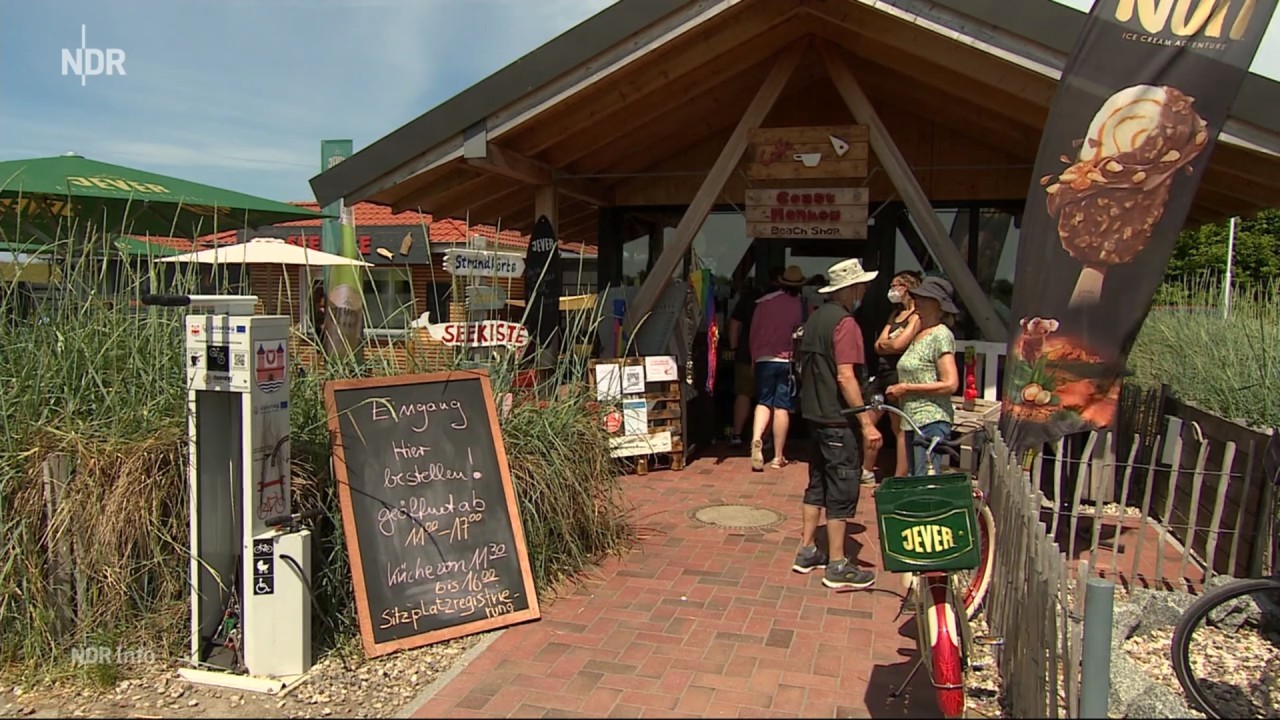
top-left (405, 453), bottom-right (928, 719)
top-left (674, 685), bottom-right (717, 715)
top-left (618, 690), bottom-right (680, 711)
top-left (512, 704), bottom-right (551, 717)
top-left (581, 686), bottom-right (623, 715)
top-left (764, 628), bottom-right (795, 649)
top-left (710, 688), bottom-right (778, 710)
top-left (772, 683), bottom-right (808, 711)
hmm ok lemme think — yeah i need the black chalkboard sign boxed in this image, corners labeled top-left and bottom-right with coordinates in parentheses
top-left (324, 370), bottom-right (540, 656)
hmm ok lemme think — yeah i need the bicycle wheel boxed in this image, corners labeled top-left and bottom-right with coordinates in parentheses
top-left (956, 503), bottom-right (996, 619)
top-left (919, 575), bottom-right (967, 719)
top-left (1171, 577), bottom-right (1280, 718)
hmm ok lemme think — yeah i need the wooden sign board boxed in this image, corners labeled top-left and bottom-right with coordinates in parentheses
top-left (444, 248), bottom-right (525, 278)
top-left (465, 284), bottom-right (509, 312)
top-left (746, 188), bottom-right (869, 240)
top-left (746, 125), bottom-right (869, 181)
top-left (323, 370), bottom-right (541, 657)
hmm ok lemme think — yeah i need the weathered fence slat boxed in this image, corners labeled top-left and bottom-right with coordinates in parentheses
top-left (1087, 432), bottom-right (1113, 568)
top-left (1049, 438), bottom-right (1064, 539)
top-left (1155, 429), bottom-right (1185, 588)
top-left (1202, 441), bottom-right (1236, 585)
top-left (1231, 441), bottom-right (1256, 576)
top-left (1178, 439), bottom-right (1212, 589)
top-left (1131, 434), bottom-right (1162, 583)
top-left (1110, 436), bottom-right (1140, 568)
top-left (1067, 433), bottom-right (1097, 559)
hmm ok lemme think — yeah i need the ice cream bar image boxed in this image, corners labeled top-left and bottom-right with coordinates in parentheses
top-left (793, 153), bottom-right (822, 167)
top-left (376, 247), bottom-right (395, 260)
top-left (400, 232), bottom-right (413, 255)
top-left (1044, 84), bottom-right (1207, 307)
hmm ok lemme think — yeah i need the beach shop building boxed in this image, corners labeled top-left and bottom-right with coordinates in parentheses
top-left (308, 0), bottom-right (1280, 397)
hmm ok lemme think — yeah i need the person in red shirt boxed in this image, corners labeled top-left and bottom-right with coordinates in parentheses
top-left (792, 258), bottom-right (882, 590)
top-left (747, 265), bottom-right (809, 471)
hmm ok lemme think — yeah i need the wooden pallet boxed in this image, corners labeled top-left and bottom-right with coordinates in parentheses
top-left (589, 357), bottom-right (686, 473)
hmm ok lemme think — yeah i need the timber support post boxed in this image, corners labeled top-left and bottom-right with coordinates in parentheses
top-left (818, 40), bottom-right (1007, 342)
top-left (623, 40), bottom-right (808, 334)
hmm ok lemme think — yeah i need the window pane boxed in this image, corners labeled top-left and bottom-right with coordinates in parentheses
top-left (364, 267), bottom-right (414, 329)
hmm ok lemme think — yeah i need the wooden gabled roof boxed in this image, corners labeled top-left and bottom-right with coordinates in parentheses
top-left (310, 0), bottom-right (1280, 241)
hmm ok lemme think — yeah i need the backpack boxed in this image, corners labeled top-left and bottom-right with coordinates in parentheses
top-left (788, 299), bottom-right (811, 392)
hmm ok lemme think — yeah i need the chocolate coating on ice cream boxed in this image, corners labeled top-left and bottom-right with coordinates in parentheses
top-left (1043, 85), bottom-right (1209, 267)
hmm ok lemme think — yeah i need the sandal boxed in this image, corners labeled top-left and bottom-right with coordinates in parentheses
top-left (770, 458), bottom-right (790, 469)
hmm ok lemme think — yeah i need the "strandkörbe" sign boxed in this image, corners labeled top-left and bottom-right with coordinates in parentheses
top-left (444, 249), bottom-right (525, 279)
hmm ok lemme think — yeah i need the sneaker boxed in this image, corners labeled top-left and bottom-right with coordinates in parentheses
top-left (822, 559), bottom-right (876, 590)
top-left (791, 545), bottom-right (829, 574)
top-left (750, 439), bottom-right (764, 472)
top-left (729, 434), bottom-right (743, 446)
top-left (861, 469), bottom-right (877, 486)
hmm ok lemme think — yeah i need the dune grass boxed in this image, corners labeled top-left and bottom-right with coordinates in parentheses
top-left (1129, 275), bottom-right (1279, 429)
top-left (0, 225), bottom-right (633, 682)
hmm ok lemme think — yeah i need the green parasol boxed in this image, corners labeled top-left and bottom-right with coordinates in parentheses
top-left (0, 153), bottom-right (332, 241)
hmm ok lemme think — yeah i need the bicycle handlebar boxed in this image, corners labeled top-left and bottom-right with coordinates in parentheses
top-left (264, 508), bottom-right (324, 529)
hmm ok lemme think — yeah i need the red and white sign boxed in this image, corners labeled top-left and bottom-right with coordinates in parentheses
top-left (603, 409), bottom-right (623, 434)
top-left (424, 319), bottom-right (530, 348)
top-left (255, 341), bottom-right (286, 393)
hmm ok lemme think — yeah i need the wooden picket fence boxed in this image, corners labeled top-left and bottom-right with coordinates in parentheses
top-left (985, 430), bottom-right (1074, 718)
top-left (983, 400), bottom-right (1274, 717)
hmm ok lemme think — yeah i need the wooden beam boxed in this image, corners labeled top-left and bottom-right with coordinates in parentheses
top-left (579, 63), bottom-right (829, 178)
top-left (801, 0), bottom-right (1057, 108)
top-left (461, 186), bottom-right (533, 226)
top-left (534, 186), bottom-right (558, 230)
top-left (818, 40), bottom-right (1006, 342)
top-left (541, 22), bottom-right (810, 169)
top-left (428, 175), bottom-right (521, 222)
top-left (390, 163), bottom-right (484, 213)
top-left (464, 141), bottom-right (614, 207)
top-left (813, 25), bottom-right (1049, 129)
top-left (510, 0), bottom-right (804, 157)
top-left (624, 40), bottom-right (806, 333)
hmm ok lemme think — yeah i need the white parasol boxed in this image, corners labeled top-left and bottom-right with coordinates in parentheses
top-left (158, 237), bottom-right (373, 267)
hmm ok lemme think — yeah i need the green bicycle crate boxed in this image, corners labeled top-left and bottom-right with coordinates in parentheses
top-left (873, 472), bottom-right (980, 573)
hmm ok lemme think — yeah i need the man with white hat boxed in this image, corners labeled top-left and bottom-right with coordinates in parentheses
top-left (791, 258), bottom-right (882, 590)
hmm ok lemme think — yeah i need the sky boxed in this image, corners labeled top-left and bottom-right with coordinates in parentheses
top-left (1, 0), bottom-right (1277, 204)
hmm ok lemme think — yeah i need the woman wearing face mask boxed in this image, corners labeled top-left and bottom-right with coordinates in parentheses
top-left (886, 276), bottom-right (960, 476)
top-left (863, 271), bottom-right (923, 481)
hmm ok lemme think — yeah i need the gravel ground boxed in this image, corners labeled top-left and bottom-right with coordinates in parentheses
top-left (1124, 620), bottom-right (1280, 718)
top-left (0, 634), bottom-right (483, 719)
top-left (963, 613), bottom-right (1005, 718)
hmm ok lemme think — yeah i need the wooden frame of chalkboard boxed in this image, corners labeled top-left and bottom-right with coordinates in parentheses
top-left (323, 369), bottom-right (541, 657)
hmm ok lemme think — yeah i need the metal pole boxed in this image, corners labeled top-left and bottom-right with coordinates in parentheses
top-left (1223, 216), bottom-right (1237, 320)
top-left (1079, 577), bottom-right (1115, 719)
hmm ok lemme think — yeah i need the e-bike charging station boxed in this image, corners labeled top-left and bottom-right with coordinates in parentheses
top-left (146, 294), bottom-right (314, 694)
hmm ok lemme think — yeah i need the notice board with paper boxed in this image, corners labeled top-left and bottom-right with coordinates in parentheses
top-left (323, 370), bottom-right (540, 657)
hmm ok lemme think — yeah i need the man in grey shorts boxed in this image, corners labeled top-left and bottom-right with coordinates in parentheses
top-left (791, 258), bottom-right (882, 590)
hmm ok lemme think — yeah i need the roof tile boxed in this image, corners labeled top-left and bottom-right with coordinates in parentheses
top-left (134, 201), bottom-right (596, 257)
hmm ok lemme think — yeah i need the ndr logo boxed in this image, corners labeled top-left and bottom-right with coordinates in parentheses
top-left (61, 25), bottom-right (126, 86)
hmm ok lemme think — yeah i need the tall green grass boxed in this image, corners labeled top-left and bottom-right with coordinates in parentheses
top-left (0, 223), bottom-right (632, 680)
top-left (1128, 275), bottom-right (1279, 428)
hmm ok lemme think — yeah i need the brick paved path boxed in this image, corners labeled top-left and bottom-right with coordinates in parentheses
top-left (413, 447), bottom-right (940, 719)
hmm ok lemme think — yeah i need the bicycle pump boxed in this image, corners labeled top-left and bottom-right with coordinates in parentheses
top-left (144, 294), bottom-right (315, 693)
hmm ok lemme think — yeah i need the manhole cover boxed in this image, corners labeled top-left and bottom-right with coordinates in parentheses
top-left (690, 504), bottom-right (785, 530)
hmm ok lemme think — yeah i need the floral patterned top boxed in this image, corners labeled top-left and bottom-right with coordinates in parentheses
top-left (897, 325), bottom-right (956, 428)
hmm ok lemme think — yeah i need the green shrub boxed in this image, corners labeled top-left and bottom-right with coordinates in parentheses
top-left (0, 228), bottom-right (632, 679)
top-left (1128, 274), bottom-right (1279, 429)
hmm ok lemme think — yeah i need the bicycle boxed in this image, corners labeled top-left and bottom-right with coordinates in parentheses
top-left (1170, 574), bottom-right (1280, 719)
top-left (842, 394), bottom-right (999, 719)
